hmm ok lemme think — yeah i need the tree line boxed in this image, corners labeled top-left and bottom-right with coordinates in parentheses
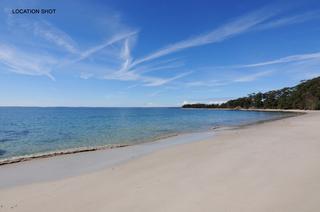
top-left (182, 76), bottom-right (320, 110)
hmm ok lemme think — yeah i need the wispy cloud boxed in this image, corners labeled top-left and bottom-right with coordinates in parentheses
top-left (184, 80), bottom-right (230, 87)
top-left (192, 52), bottom-right (320, 87)
top-left (33, 21), bottom-right (78, 54)
top-left (130, 5), bottom-right (282, 68)
top-left (183, 70), bottom-right (274, 88)
top-left (97, 34), bottom-right (192, 87)
top-left (130, 59), bottom-right (184, 75)
top-left (233, 70), bottom-right (273, 82)
top-left (73, 31), bottom-right (138, 63)
top-left (256, 10), bottom-right (320, 30)
top-left (233, 52), bottom-right (320, 68)
top-left (79, 72), bottom-right (93, 80)
top-left (5, 14), bottom-right (79, 54)
top-left (143, 71), bottom-right (192, 86)
top-left (103, 47), bottom-right (192, 86)
top-left (0, 44), bottom-right (56, 80)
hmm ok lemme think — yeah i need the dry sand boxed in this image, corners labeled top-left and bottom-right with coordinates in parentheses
top-left (0, 111), bottom-right (320, 212)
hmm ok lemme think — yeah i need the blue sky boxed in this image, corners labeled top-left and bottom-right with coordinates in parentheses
top-left (0, 0), bottom-right (320, 106)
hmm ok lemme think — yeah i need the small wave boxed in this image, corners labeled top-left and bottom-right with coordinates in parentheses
top-left (0, 130), bottom-right (30, 136)
top-left (0, 130), bottom-right (30, 142)
top-left (38, 138), bottom-right (61, 143)
top-left (0, 138), bottom-right (16, 143)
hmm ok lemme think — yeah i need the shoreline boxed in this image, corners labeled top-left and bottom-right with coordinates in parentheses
top-left (182, 107), bottom-right (310, 113)
top-left (0, 132), bottom-right (182, 166)
top-left (0, 144), bottom-right (129, 166)
top-left (0, 109), bottom-right (301, 166)
top-left (0, 130), bottom-right (218, 189)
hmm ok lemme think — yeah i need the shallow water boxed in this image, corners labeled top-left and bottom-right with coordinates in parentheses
top-left (0, 107), bottom-right (290, 159)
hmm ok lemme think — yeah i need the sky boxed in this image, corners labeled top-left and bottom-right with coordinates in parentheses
top-left (0, 0), bottom-right (320, 107)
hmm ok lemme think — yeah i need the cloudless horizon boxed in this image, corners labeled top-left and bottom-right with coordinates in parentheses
top-left (1, 0), bottom-right (320, 107)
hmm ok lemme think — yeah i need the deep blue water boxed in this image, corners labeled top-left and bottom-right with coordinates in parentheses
top-left (0, 107), bottom-right (291, 159)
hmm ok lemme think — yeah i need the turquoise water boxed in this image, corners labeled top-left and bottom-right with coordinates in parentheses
top-left (0, 107), bottom-right (291, 159)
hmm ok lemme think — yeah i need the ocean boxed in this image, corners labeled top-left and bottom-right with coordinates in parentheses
top-left (0, 107), bottom-right (291, 159)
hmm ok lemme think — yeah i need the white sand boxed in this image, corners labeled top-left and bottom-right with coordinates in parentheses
top-left (0, 111), bottom-right (319, 212)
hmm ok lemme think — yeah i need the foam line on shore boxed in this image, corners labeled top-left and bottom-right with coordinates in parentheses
top-left (0, 144), bottom-right (129, 166)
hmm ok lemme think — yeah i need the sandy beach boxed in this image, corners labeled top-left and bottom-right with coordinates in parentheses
top-left (0, 111), bottom-right (320, 212)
